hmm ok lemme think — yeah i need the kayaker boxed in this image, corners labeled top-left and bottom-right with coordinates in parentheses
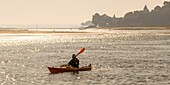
top-left (68, 54), bottom-right (79, 68)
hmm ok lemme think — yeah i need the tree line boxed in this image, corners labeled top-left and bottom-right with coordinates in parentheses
top-left (91, 1), bottom-right (170, 27)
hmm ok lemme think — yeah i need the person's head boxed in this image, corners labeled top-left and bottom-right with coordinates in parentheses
top-left (72, 54), bottom-right (76, 58)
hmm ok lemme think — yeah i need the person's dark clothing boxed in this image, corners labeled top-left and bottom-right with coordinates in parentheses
top-left (68, 57), bottom-right (79, 68)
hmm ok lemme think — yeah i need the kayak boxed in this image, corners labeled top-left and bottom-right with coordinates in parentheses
top-left (48, 64), bottom-right (92, 74)
top-left (48, 64), bottom-right (91, 74)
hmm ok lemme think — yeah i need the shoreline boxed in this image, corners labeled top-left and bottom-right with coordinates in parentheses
top-left (93, 27), bottom-right (170, 30)
top-left (0, 27), bottom-right (170, 34)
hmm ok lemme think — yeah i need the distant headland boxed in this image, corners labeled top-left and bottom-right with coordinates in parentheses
top-left (82, 1), bottom-right (170, 28)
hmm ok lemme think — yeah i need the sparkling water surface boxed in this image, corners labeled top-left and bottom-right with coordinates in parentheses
top-left (0, 29), bottom-right (170, 85)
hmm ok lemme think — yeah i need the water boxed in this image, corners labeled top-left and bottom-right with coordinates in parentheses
top-left (0, 29), bottom-right (170, 85)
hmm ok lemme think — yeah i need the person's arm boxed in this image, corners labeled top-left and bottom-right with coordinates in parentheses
top-left (68, 59), bottom-right (72, 65)
top-left (78, 60), bottom-right (79, 65)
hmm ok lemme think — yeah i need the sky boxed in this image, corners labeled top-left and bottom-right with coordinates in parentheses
top-left (0, 0), bottom-right (166, 25)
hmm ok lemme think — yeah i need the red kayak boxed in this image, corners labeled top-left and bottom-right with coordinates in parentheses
top-left (48, 64), bottom-right (92, 74)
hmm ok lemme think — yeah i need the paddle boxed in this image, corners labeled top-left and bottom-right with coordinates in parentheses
top-left (76, 48), bottom-right (85, 57)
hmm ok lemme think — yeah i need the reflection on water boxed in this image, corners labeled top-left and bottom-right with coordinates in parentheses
top-left (0, 30), bottom-right (170, 85)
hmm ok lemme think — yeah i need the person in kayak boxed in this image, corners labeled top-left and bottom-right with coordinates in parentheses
top-left (68, 54), bottom-right (79, 68)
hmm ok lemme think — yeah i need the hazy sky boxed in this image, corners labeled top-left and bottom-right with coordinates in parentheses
top-left (0, 0), bottom-right (166, 25)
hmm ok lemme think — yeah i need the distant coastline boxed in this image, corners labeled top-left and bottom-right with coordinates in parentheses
top-left (0, 28), bottom-right (89, 34)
